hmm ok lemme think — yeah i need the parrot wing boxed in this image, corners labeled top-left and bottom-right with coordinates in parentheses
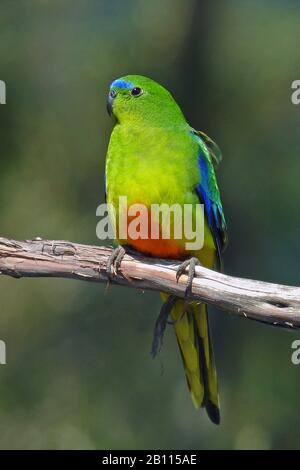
top-left (191, 130), bottom-right (228, 268)
top-left (195, 130), bottom-right (223, 167)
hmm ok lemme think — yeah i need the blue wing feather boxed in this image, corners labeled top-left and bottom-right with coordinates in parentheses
top-left (195, 139), bottom-right (227, 269)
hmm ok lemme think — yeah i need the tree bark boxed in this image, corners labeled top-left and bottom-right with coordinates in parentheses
top-left (0, 237), bottom-right (300, 330)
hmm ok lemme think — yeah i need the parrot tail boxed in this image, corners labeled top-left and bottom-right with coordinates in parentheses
top-left (166, 296), bottom-right (220, 424)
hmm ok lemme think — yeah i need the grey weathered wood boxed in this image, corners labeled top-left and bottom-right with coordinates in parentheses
top-left (0, 236), bottom-right (300, 329)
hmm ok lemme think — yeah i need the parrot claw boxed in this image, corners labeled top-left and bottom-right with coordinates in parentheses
top-left (106, 245), bottom-right (126, 281)
top-left (176, 257), bottom-right (201, 298)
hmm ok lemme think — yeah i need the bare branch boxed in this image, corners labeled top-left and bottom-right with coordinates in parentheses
top-left (0, 236), bottom-right (300, 329)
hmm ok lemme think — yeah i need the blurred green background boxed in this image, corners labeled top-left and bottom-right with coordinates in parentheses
top-left (0, 0), bottom-right (300, 450)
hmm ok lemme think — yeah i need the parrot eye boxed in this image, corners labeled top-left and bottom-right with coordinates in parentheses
top-left (131, 87), bottom-right (143, 97)
top-left (109, 90), bottom-right (117, 99)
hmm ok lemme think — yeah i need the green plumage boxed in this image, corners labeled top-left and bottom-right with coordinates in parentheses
top-left (105, 75), bottom-right (227, 424)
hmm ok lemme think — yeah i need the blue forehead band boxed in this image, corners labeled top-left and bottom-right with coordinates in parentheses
top-left (110, 79), bottom-right (133, 90)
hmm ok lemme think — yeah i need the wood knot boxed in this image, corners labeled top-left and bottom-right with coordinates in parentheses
top-left (51, 243), bottom-right (76, 257)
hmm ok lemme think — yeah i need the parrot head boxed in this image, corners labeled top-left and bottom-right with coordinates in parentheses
top-left (107, 75), bottom-right (185, 125)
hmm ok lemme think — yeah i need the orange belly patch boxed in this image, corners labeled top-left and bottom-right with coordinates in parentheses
top-left (128, 236), bottom-right (185, 259)
top-left (118, 205), bottom-right (186, 259)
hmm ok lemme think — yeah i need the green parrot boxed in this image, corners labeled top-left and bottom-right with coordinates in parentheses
top-left (105, 75), bottom-right (227, 424)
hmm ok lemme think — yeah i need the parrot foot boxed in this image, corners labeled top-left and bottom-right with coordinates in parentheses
top-left (151, 295), bottom-right (177, 358)
top-left (106, 245), bottom-right (126, 281)
top-left (176, 257), bottom-right (201, 298)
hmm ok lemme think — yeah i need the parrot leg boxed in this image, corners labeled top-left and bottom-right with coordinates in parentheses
top-left (176, 257), bottom-right (201, 298)
top-left (106, 245), bottom-right (126, 280)
top-left (151, 295), bottom-right (177, 357)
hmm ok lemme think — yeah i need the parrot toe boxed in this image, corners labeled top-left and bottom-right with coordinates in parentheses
top-left (106, 245), bottom-right (126, 281)
top-left (176, 257), bottom-right (202, 298)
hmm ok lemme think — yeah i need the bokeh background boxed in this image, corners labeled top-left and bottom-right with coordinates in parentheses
top-left (0, 0), bottom-right (300, 450)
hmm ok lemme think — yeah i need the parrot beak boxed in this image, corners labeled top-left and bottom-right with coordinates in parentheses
top-left (107, 90), bottom-right (117, 117)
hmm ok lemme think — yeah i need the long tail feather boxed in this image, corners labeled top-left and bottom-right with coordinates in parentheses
top-left (161, 294), bottom-right (220, 424)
